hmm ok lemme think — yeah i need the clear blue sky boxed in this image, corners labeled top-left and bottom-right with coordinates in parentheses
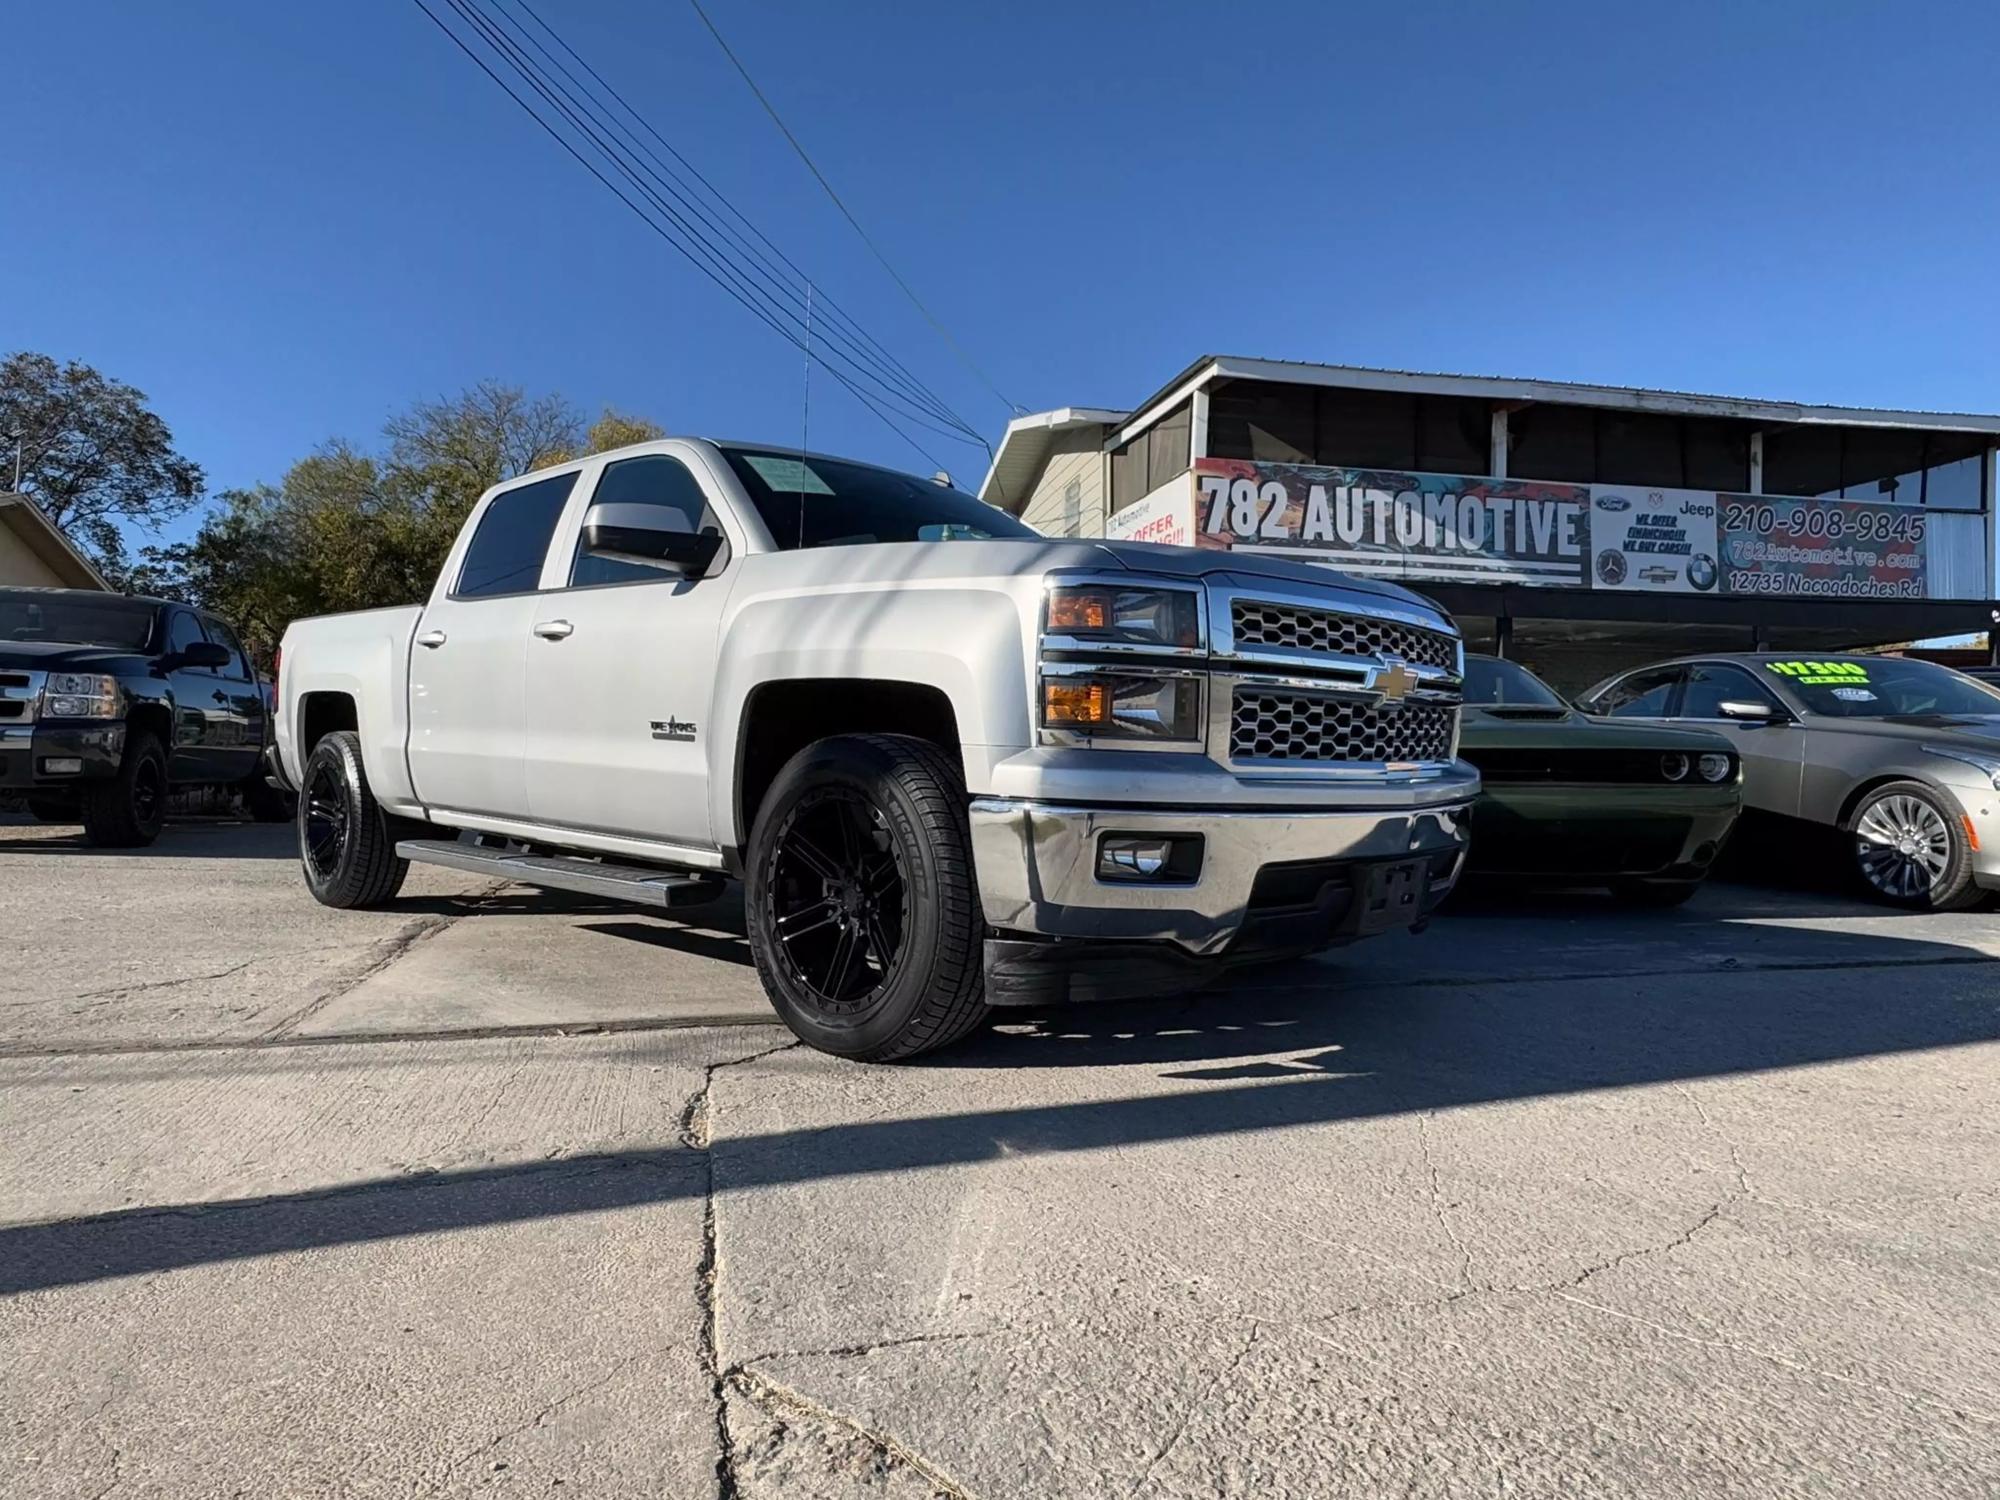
top-left (5, 0), bottom-right (1998, 550)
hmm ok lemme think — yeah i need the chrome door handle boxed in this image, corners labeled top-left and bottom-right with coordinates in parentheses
top-left (416, 629), bottom-right (448, 649)
top-left (533, 619), bottom-right (574, 640)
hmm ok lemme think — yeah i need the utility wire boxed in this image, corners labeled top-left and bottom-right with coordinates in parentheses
top-left (504, 0), bottom-right (977, 441)
top-left (446, 0), bottom-right (977, 446)
top-left (684, 0), bottom-right (1023, 419)
top-left (412, 0), bottom-right (960, 472)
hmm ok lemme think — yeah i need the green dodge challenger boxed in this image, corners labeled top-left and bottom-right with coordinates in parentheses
top-left (1457, 656), bottom-right (1744, 906)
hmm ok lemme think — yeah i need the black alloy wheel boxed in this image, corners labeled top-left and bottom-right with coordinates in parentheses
top-left (302, 757), bottom-right (350, 881)
top-left (297, 730), bottom-right (409, 909)
top-left (79, 730), bottom-right (168, 848)
top-left (768, 787), bottom-right (911, 1015)
top-left (745, 734), bottom-right (989, 1061)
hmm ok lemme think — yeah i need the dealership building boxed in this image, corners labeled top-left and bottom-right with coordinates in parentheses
top-left (978, 357), bottom-right (2000, 688)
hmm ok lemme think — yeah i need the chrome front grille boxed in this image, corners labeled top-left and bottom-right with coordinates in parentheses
top-left (1231, 690), bottom-right (1456, 764)
top-left (0, 670), bottom-right (42, 724)
top-left (1230, 600), bottom-right (1457, 671)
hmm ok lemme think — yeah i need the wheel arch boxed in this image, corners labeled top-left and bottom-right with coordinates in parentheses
top-left (729, 678), bottom-right (961, 859)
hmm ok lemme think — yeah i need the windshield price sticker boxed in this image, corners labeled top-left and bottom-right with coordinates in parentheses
top-left (1832, 687), bottom-right (1877, 702)
top-left (1767, 660), bottom-right (1871, 687)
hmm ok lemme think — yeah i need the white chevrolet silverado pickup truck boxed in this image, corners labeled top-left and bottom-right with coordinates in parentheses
top-left (274, 438), bottom-right (1477, 1059)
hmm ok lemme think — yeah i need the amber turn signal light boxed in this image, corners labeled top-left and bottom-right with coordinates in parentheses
top-left (1043, 680), bottom-right (1109, 726)
top-left (1046, 591), bottom-right (1109, 631)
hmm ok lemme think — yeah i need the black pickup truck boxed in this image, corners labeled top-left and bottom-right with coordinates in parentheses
top-left (0, 587), bottom-right (289, 846)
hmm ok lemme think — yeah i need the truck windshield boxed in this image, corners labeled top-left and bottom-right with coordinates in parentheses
top-left (1766, 657), bottom-right (2000, 719)
top-left (0, 594), bottom-right (158, 649)
top-left (1464, 656), bottom-right (1567, 708)
top-left (720, 447), bottom-right (1037, 550)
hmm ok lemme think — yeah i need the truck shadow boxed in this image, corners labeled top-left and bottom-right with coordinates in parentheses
top-left (0, 817), bottom-right (297, 859)
top-left (2, 913), bottom-right (1993, 1296)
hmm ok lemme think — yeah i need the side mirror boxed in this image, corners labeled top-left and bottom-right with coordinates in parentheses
top-left (1717, 699), bottom-right (1777, 722)
top-left (581, 502), bottom-right (722, 577)
top-left (173, 641), bottom-right (232, 670)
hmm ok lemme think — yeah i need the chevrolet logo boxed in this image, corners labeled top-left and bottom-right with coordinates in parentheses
top-left (1371, 658), bottom-right (1419, 707)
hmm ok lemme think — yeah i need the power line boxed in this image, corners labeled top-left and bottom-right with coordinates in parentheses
top-left (410, 0), bottom-right (968, 471)
top-left (443, 0), bottom-right (978, 446)
top-left (503, 0), bottom-right (975, 439)
top-left (684, 0), bottom-right (1023, 418)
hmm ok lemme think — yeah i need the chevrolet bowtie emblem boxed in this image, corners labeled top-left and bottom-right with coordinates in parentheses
top-left (1372, 660), bottom-right (1419, 704)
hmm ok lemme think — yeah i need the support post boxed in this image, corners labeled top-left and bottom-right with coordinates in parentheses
top-left (1493, 614), bottom-right (1514, 660)
top-left (1748, 431), bottom-right (1764, 495)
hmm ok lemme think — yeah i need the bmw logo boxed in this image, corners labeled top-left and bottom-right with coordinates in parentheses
top-left (1687, 553), bottom-right (1718, 591)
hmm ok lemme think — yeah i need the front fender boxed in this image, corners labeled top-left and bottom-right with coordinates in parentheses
top-left (707, 582), bottom-right (1033, 847)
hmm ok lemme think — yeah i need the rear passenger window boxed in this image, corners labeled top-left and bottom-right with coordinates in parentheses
top-left (455, 472), bottom-right (580, 598)
top-left (569, 455), bottom-right (728, 587)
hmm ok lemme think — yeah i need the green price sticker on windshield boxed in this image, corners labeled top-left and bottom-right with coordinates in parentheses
top-left (1767, 660), bottom-right (1871, 686)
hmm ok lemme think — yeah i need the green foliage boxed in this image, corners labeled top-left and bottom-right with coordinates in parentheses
top-left (141, 383), bottom-right (660, 668)
top-left (0, 351), bottom-right (205, 581)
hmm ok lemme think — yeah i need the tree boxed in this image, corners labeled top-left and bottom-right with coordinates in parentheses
top-left (143, 382), bottom-right (661, 667)
top-left (0, 351), bottom-right (205, 579)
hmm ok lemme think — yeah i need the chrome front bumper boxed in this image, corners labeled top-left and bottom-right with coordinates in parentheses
top-left (968, 794), bottom-right (1473, 958)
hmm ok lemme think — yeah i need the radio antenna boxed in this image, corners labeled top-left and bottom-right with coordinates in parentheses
top-left (797, 279), bottom-right (813, 550)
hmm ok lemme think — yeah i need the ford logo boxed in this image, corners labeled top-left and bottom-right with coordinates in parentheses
top-left (1595, 496), bottom-right (1631, 512)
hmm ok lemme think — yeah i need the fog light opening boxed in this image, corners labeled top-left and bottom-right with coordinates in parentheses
top-left (41, 757), bottom-right (84, 776)
top-left (1097, 834), bottom-right (1203, 884)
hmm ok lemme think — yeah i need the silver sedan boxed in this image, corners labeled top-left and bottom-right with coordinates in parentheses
top-left (1578, 653), bottom-right (2000, 910)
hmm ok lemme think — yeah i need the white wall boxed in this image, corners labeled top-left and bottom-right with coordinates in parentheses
top-left (1017, 431), bottom-right (1107, 538)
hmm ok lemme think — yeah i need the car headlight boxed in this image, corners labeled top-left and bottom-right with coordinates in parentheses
top-left (1041, 667), bottom-right (1204, 742)
top-left (41, 673), bottom-right (124, 719)
top-left (1922, 743), bottom-right (2000, 791)
top-left (1044, 582), bottom-right (1201, 653)
top-left (1661, 752), bottom-right (1689, 782)
top-left (1696, 752), bottom-right (1733, 783)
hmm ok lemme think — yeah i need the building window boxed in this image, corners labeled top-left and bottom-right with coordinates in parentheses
top-left (1109, 400), bottom-right (1192, 511)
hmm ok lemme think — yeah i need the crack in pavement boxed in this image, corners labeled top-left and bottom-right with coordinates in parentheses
top-left (729, 1367), bottom-right (980, 1500)
top-left (1125, 1320), bottom-right (1259, 1497)
top-left (729, 1327), bottom-right (1003, 1374)
top-left (251, 913), bottom-right (461, 1041)
top-left (687, 1037), bottom-right (801, 1499)
top-left (429, 1349), bottom-right (662, 1494)
top-left (1415, 1111), bottom-right (1476, 1292)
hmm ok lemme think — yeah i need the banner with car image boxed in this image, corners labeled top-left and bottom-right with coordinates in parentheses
top-left (1192, 458), bottom-right (1588, 586)
top-left (1169, 459), bottom-right (1933, 599)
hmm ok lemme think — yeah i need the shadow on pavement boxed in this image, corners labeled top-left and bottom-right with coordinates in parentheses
top-left (0, 818), bottom-right (296, 859)
top-left (2, 914), bottom-right (1994, 1296)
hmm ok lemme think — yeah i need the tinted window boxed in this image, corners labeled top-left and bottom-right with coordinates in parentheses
top-left (455, 472), bottom-right (579, 597)
top-left (1594, 666), bottom-right (1683, 717)
top-left (166, 610), bottom-right (208, 660)
top-left (721, 448), bottom-right (1035, 550)
top-left (1464, 657), bottom-right (1567, 708)
top-left (0, 595), bottom-right (156, 649)
top-left (203, 618), bottom-right (253, 680)
top-left (570, 455), bottom-right (728, 587)
top-left (1681, 663), bottom-right (1778, 719)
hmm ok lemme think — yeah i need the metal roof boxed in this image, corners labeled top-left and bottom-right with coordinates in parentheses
top-left (1121, 355), bottom-right (2000, 442)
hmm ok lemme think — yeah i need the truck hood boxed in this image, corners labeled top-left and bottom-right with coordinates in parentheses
top-left (0, 641), bottom-right (151, 674)
top-left (1089, 540), bottom-right (1444, 615)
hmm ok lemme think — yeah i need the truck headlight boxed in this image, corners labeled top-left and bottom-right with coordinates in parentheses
top-left (1041, 669), bottom-right (1203, 742)
top-left (42, 673), bottom-right (124, 719)
top-left (1045, 583), bottom-right (1201, 653)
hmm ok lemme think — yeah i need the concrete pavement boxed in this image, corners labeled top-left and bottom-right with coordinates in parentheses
top-left (2, 816), bottom-right (1997, 1496)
